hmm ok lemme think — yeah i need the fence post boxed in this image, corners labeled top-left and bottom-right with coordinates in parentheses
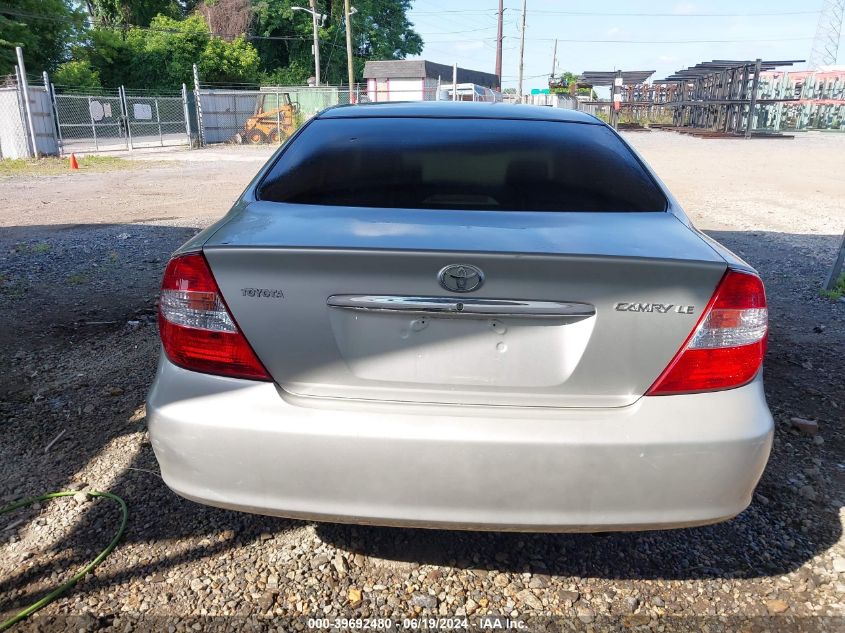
top-left (15, 47), bottom-right (38, 158)
top-left (120, 86), bottom-right (133, 150)
top-left (87, 96), bottom-right (99, 150)
top-left (12, 65), bottom-right (29, 157)
top-left (276, 91), bottom-right (281, 143)
top-left (192, 64), bottom-right (205, 147)
top-left (181, 83), bottom-right (193, 148)
top-left (42, 71), bottom-right (60, 155)
top-left (154, 98), bottom-right (163, 146)
top-left (48, 82), bottom-right (64, 155)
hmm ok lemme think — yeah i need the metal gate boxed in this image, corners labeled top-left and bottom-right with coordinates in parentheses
top-left (125, 94), bottom-right (189, 149)
top-left (52, 87), bottom-right (191, 154)
top-left (54, 93), bottom-right (127, 153)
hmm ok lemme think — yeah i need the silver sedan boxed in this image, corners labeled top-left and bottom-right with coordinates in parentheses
top-left (147, 102), bottom-right (772, 531)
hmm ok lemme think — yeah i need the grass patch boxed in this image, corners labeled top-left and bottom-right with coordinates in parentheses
top-left (66, 273), bottom-right (90, 285)
top-left (0, 155), bottom-right (140, 177)
top-left (0, 274), bottom-right (27, 298)
top-left (10, 242), bottom-right (51, 255)
top-left (820, 273), bottom-right (845, 301)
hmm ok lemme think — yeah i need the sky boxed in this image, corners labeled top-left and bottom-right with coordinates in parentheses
top-left (405, 0), bottom-right (828, 93)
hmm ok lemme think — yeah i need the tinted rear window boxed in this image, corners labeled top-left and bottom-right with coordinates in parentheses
top-left (258, 117), bottom-right (667, 212)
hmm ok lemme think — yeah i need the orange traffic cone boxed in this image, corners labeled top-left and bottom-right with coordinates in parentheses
top-left (69, 154), bottom-right (79, 170)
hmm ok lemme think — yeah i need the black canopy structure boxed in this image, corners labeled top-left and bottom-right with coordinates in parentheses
top-left (656, 59), bottom-right (805, 137)
top-left (575, 71), bottom-right (656, 129)
top-left (577, 70), bottom-right (655, 86)
top-left (573, 60), bottom-right (811, 137)
top-left (658, 59), bottom-right (804, 83)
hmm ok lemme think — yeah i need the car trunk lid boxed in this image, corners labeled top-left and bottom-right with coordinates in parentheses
top-left (203, 203), bottom-right (726, 408)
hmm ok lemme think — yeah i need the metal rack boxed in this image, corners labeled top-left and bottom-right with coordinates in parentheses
top-left (657, 59), bottom-right (805, 137)
top-left (576, 70), bottom-right (655, 129)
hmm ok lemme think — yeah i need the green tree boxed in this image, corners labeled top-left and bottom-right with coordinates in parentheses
top-left (251, 0), bottom-right (422, 85)
top-left (53, 60), bottom-right (102, 88)
top-left (200, 34), bottom-right (260, 84)
top-left (127, 14), bottom-right (211, 88)
top-left (84, 0), bottom-right (182, 27)
top-left (554, 71), bottom-right (594, 98)
top-left (0, 0), bottom-right (86, 75)
top-left (72, 15), bottom-right (260, 90)
top-left (75, 27), bottom-right (137, 88)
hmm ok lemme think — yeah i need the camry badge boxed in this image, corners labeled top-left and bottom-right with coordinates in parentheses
top-left (438, 264), bottom-right (484, 293)
top-left (615, 302), bottom-right (694, 314)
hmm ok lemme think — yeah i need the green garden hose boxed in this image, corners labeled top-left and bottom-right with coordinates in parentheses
top-left (0, 491), bottom-right (127, 631)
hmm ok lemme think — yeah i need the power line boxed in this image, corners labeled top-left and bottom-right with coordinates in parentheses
top-left (412, 10), bottom-right (499, 15)
top-left (423, 36), bottom-right (814, 44)
top-left (412, 8), bottom-right (821, 17)
top-left (502, 7), bottom-right (821, 17)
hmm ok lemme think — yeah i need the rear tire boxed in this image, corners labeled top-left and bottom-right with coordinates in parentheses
top-left (268, 129), bottom-right (281, 144)
top-left (247, 129), bottom-right (267, 144)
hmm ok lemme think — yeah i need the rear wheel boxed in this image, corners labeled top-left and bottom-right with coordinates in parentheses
top-left (268, 129), bottom-right (281, 144)
top-left (247, 129), bottom-right (267, 144)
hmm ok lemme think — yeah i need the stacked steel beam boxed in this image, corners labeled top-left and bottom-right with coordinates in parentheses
top-left (576, 70), bottom-right (655, 129)
top-left (657, 59), bottom-right (804, 137)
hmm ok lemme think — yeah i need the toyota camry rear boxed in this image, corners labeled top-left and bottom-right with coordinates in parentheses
top-left (147, 102), bottom-right (773, 531)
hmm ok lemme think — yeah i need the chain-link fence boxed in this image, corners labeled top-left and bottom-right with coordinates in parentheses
top-left (51, 87), bottom-right (191, 154)
top-left (4, 69), bottom-right (586, 158)
top-left (195, 83), bottom-right (512, 147)
top-left (0, 74), bottom-right (59, 159)
top-left (0, 78), bottom-right (31, 159)
top-left (196, 86), bottom-right (364, 146)
top-left (54, 92), bottom-right (126, 153)
top-left (125, 94), bottom-right (190, 149)
top-left (197, 90), bottom-right (291, 145)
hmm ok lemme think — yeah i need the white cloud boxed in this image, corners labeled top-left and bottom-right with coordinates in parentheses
top-left (606, 26), bottom-right (622, 36)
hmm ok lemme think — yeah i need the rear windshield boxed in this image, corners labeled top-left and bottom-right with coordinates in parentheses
top-left (258, 117), bottom-right (667, 212)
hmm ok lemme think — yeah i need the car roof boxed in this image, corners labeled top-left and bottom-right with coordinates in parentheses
top-left (317, 101), bottom-right (602, 124)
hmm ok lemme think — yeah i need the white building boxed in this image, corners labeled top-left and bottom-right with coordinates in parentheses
top-left (362, 60), bottom-right (499, 103)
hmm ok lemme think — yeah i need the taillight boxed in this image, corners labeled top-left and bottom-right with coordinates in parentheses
top-left (158, 253), bottom-right (271, 381)
top-left (647, 269), bottom-right (768, 395)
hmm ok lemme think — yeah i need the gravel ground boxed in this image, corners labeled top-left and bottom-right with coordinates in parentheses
top-left (0, 132), bottom-right (843, 631)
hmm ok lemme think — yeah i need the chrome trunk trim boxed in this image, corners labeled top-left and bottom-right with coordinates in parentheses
top-left (327, 295), bottom-right (596, 319)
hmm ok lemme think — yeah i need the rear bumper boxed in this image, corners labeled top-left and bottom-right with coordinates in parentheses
top-left (147, 356), bottom-right (773, 532)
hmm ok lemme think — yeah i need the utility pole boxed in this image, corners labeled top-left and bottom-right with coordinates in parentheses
top-left (344, 0), bottom-right (355, 100)
top-left (550, 38), bottom-right (557, 82)
top-left (495, 0), bottom-right (504, 91)
top-left (517, 0), bottom-right (526, 103)
top-left (309, 0), bottom-right (321, 86)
